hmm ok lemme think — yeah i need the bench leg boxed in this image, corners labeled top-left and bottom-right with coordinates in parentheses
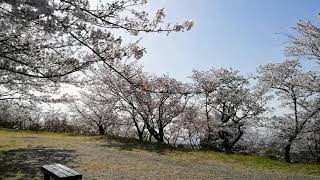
top-left (44, 173), bottom-right (50, 180)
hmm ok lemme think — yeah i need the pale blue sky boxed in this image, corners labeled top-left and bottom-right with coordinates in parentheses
top-left (140, 0), bottom-right (320, 81)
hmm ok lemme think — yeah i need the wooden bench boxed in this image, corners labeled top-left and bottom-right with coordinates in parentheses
top-left (41, 164), bottom-right (82, 180)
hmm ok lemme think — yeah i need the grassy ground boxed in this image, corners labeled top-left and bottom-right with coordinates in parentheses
top-left (0, 128), bottom-right (319, 180)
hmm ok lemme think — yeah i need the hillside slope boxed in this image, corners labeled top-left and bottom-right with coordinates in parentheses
top-left (0, 129), bottom-right (319, 180)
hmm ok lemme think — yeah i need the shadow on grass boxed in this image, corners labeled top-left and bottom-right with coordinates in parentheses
top-left (96, 136), bottom-right (193, 155)
top-left (0, 146), bottom-right (77, 179)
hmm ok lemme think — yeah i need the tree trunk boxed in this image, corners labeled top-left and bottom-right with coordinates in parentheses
top-left (284, 95), bottom-right (298, 163)
top-left (224, 143), bottom-right (233, 153)
top-left (158, 127), bottom-right (164, 143)
top-left (227, 125), bottom-right (244, 152)
top-left (132, 116), bottom-right (144, 141)
top-left (205, 93), bottom-right (212, 141)
top-left (284, 138), bottom-right (294, 163)
top-left (137, 130), bottom-right (143, 141)
top-left (146, 126), bottom-right (160, 142)
top-left (98, 124), bottom-right (105, 135)
top-left (284, 143), bottom-right (291, 163)
top-left (316, 144), bottom-right (320, 162)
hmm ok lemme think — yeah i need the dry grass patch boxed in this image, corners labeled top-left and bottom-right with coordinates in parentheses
top-left (0, 128), bottom-right (319, 180)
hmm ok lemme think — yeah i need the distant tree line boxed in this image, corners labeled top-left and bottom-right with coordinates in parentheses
top-left (0, 1), bottom-right (319, 163)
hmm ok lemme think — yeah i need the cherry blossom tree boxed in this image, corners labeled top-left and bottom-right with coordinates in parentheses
top-left (192, 68), bottom-right (266, 152)
top-left (84, 62), bottom-right (148, 140)
top-left (286, 21), bottom-right (320, 64)
top-left (85, 60), bottom-right (191, 143)
top-left (142, 75), bottom-right (190, 144)
top-left (111, 73), bottom-right (191, 144)
top-left (177, 105), bottom-right (206, 148)
top-left (285, 20), bottom-right (320, 162)
top-left (0, 0), bottom-right (193, 101)
top-left (257, 59), bottom-right (320, 162)
top-left (0, 100), bottom-right (42, 130)
top-left (307, 120), bottom-right (320, 162)
top-left (71, 89), bottom-right (120, 135)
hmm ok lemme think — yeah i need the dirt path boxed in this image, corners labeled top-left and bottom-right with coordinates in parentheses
top-left (0, 131), bottom-right (319, 180)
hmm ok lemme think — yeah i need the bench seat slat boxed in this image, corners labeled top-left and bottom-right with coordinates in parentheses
top-left (41, 164), bottom-right (82, 179)
top-left (49, 165), bottom-right (74, 177)
top-left (41, 165), bottom-right (67, 178)
top-left (55, 164), bottom-right (81, 176)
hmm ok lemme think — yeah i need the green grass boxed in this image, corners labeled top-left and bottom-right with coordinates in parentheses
top-left (168, 150), bottom-right (320, 176)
